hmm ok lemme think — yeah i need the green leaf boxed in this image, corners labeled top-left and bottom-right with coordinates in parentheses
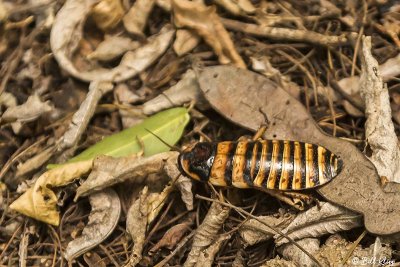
top-left (48, 107), bottom-right (189, 168)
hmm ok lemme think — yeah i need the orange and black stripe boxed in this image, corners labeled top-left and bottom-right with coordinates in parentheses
top-left (178, 140), bottom-right (343, 191)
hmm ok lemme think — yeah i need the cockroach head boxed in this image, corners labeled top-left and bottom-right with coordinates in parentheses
top-left (178, 143), bottom-right (215, 182)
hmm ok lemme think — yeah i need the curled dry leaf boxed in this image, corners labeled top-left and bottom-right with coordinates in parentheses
top-left (75, 152), bottom-right (178, 199)
top-left (196, 233), bottom-right (232, 267)
top-left (163, 152), bottom-right (193, 210)
top-left (278, 238), bottom-right (320, 267)
top-left (197, 65), bottom-right (400, 235)
top-left (10, 160), bottom-right (93, 225)
top-left (275, 202), bottom-right (362, 246)
top-left (50, 0), bottom-right (175, 82)
top-left (147, 182), bottom-right (174, 224)
top-left (360, 37), bottom-right (400, 183)
top-left (122, 0), bottom-right (155, 36)
top-left (150, 215), bottom-right (194, 253)
top-left (60, 81), bottom-right (114, 150)
top-left (173, 29), bottom-right (201, 56)
top-left (214, 0), bottom-right (255, 16)
top-left (143, 69), bottom-right (205, 115)
top-left (87, 36), bottom-right (140, 61)
top-left (1, 94), bottom-right (53, 123)
top-left (91, 0), bottom-right (125, 31)
top-left (64, 188), bottom-right (121, 260)
top-left (172, 0), bottom-right (246, 69)
top-left (239, 214), bottom-right (294, 246)
top-left (184, 202), bottom-right (230, 267)
top-left (126, 186), bottom-right (149, 267)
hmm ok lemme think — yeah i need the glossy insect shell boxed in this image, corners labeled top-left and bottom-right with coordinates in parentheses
top-left (178, 140), bottom-right (343, 191)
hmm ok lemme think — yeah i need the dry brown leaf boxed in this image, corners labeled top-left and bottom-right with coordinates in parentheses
top-left (143, 69), bottom-right (205, 116)
top-left (87, 35), bottom-right (140, 61)
top-left (360, 37), bottom-right (400, 183)
top-left (126, 186), bottom-right (149, 267)
top-left (9, 160), bottom-right (93, 225)
top-left (16, 146), bottom-right (56, 177)
top-left (75, 152), bottom-right (177, 200)
top-left (150, 215), bottom-right (194, 253)
top-left (50, 0), bottom-right (174, 82)
top-left (147, 183), bottom-right (174, 224)
top-left (173, 29), bottom-right (201, 56)
top-left (184, 202), bottom-right (230, 267)
top-left (239, 214), bottom-right (294, 246)
top-left (214, 0), bottom-right (255, 16)
top-left (1, 94), bottom-right (53, 124)
top-left (172, 0), bottom-right (246, 69)
top-left (64, 189), bottom-right (121, 260)
top-left (197, 65), bottom-right (400, 235)
top-left (91, 0), bottom-right (125, 31)
top-left (60, 81), bottom-right (114, 150)
top-left (275, 202), bottom-right (361, 246)
top-left (122, 0), bottom-right (155, 36)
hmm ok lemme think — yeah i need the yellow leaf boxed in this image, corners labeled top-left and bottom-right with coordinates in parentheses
top-left (10, 160), bottom-right (93, 226)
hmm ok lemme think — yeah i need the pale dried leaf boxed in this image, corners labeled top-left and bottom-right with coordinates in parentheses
top-left (122, 0), bottom-right (155, 35)
top-left (91, 0), bottom-right (124, 31)
top-left (275, 202), bottom-right (361, 246)
top-left (64, 189), bottom-right (121, 260)
top-left (250, 56), bottom-right (301, 99)
top-left (240, 214), bottom-right (294, 246)
top-left (214, 0), bottom-right (255, 16)
top-left (143, 69), bottom-right (205, 115)
top-left (60, 81), bottom-right (114, 150)
top-left (0, 0), bottom-right (8, 22)
top-left (261, 256), bottom-right (297, 267)
top-left (0, 91), bottom-right (17, 108)
top-left (16, 146), bottom-right (56, 177)
top-left (9, 160), bottom-right (93, 225)
top-left (114, 83), bottom-right (142, 104)
top-left (147, 183), bottom-right (174, 224)
top-left (172, 0), bottom-right (245, 69)
top-left (163, 152), bottom-right (193, 210)
top-left (360, 37), bottom-right (400, 183)
top-left (75, 152), bottom-right (178, 199)
top-left (156, 0), bottom-right (171, 11)
top-left (279, 238), bottom-right (320, 267)
top-left (50, 0), bottom-right (174, 82)
top-left (380, 53), bottom-right (400, 79)
top-left (88, 36), bottom-right (140, 61)
top-left (196, 233), bottom-right (232, 267)
top-left (173, 29), bottom-right (201, 56)
top-left (184, 202), bottom-right (230, 267)
top-left (126, 186), bottom-right (149, 266)
top-left (2, 94), bottom-right (53, 123)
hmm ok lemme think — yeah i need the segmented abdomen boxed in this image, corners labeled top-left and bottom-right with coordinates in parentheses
top-left (181, 140), bottom-right (342, 191)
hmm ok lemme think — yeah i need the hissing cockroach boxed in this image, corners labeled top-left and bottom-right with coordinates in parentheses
top-left (178, 140), bottom-right (343, 191)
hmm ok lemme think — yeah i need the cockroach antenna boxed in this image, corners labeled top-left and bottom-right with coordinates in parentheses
top-left (144, 128), bottom-right (182, 152)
